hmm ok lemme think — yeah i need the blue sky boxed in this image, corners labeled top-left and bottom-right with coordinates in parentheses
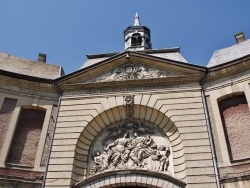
top-left (0, 1), bottom-right (250, 74)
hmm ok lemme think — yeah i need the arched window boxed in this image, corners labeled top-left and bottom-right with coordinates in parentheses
top-left (131, 33), bottom-right (142, 46)
top-left (219, 95), bottom-right (250, 161)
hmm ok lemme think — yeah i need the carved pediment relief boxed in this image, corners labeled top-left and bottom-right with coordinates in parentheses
top-left (84, 62), bottom-right (179, 83)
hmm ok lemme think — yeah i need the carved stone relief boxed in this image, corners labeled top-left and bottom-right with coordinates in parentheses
top-left (84, 62), bottom-right (178, 83)
top-left (88, 121), bottom-right (172, 177)
top-left (124, 95), bottom-right (134, 121)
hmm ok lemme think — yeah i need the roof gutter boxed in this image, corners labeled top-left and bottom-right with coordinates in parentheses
top-left (200, 74), bottom-right (221, 188)
top-left (0, 69), bottom-right (54, 83)
top-left (42, 84), bottom-right (62, 188)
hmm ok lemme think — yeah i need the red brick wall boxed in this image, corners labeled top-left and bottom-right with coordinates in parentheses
top-left (219, 95), bottom-right (250, 161)
top-left (0, 168), bottom-right (43, 182)
top-left (40, 105), bottom-right (57, 166)
top-left (7, 108), bottom-right (46, 167)
top-left (0, 98), bottom-right (17, 151)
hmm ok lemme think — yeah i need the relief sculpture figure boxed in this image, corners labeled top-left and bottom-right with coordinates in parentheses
top-left (104, 132), bottom-right (130, 168)
top-left (157, 145), bottom-right (170, 172)
top-left (129, 132), bottom-right (146, 167)
top-left (89, 151), bottom-right (102, 175)
top-left (89, 130), bottom-right (171, 176)
top-left (129, 133), bottom-right (157, 168)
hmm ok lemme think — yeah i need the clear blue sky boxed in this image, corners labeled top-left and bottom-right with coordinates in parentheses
top-left (0, 1), bottom-right (250, 74)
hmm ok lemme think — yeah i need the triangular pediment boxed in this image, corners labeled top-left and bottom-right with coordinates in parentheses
top-left (55, 51), bottom-right (206, 90)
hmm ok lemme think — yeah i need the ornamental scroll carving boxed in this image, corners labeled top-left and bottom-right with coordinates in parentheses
top-left (85, 62), bottom-right (178, 83)
top-left (125, 95), bottom-right (134, 121)
top-left (89, 121), bottom-right (171, 176)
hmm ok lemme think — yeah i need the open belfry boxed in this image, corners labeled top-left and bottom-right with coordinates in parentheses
top-left (0, 13), bottom-right (250, 188)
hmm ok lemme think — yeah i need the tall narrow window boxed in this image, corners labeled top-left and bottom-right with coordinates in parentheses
top-left (7, 108), bottom-right (46, 167)
top-left (0, 98), bottom-right (17, 150)
top-left (219, 95), bottom-right (250, 161)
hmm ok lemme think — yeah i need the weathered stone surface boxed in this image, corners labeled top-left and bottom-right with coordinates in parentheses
top-left (41, 105), bottom-right (58, 166)
top-left (83, 62), bottom-right (179, 83)
top-left (0, 98), bottom-right (17, 150)
top-left (89, 130), bottom-right (170, 176)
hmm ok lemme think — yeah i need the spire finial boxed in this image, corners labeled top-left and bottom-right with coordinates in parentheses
top-left (134, 12), bottom-right (140, 26)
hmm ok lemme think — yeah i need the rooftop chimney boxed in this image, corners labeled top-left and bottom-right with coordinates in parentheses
top-left (235, 32), bottom-right (245, 43)
top-left (38, 53), bottom-right (46, 63)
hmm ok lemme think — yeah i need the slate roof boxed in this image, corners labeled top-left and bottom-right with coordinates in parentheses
top-left (0, 52), bottom-right (64, 80)
top-left (81, 57), bottom-right (110, 69)
top-left (148, 52), bottom-right (188, 63)
top-left (208, 39), bottom-right (250, 67)
top-left (80, 48), bottom-right (189, 69)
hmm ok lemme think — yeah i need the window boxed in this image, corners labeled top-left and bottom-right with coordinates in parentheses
top-left (7, 107), bottom-right (46, 167)
top-left (131, 33), bottom-right (142, 46)
top-left (219, 95), bottom-right (250, 161)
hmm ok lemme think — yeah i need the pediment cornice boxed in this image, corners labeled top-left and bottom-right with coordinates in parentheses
top-left (55, 51), bottom-right (206, 91)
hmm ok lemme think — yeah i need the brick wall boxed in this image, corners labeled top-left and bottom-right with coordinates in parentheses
top-left (0, 167), bottom-right (43, 182)
top-left (7, 108), bottom-right (46, 166)
top-left (219, 95), bottom-right (250, 161)
top-left (0, 98), bottom-right (17, 151)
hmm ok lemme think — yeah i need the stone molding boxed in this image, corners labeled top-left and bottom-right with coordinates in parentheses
top-left (74, 169), bottom-right (186, 188)
top-left (0, 167), bottom-right (43, 183)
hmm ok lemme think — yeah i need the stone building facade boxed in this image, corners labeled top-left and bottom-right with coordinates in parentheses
top-left (0, 52), bottom-right (64, 187)
top-left (0, 14), bottom-right (249, 188)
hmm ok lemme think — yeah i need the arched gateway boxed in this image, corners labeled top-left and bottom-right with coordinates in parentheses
top-left (70, 95), bottom-right (186, 188)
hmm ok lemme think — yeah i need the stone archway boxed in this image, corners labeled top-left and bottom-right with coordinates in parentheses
top-left (72, 104), bottom-right (186, 185)
top-left (73, 170), bottom-right (186, 188)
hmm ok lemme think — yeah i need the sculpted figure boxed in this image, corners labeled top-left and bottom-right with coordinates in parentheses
top-left (89, 126), bottom-right (171, 176)
top-left (89, 151), bottom-right (103, 175)
top-left (104, 132), bottom-right (130, 168)
top-left (137, 66), bottom-right (149, 79)
top-left (129, 133), bottom-right (156, 168)
top-left (138, 135), bottom-right (158, 165)
top-left (157, 145), bottom-right (170, 172)
top-left (125, 95), bottom-right (134, 106)
top-left (129, 132), bottom-right (146, 167)
top-left (101, 149), bottom-right (113, 171)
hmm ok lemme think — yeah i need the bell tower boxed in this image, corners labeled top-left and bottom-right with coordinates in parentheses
top-left (124, 13), bottom-right (152, 51)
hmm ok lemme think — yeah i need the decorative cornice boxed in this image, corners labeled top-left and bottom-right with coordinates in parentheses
top-left (74, 169), bottom-right (186, 188)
